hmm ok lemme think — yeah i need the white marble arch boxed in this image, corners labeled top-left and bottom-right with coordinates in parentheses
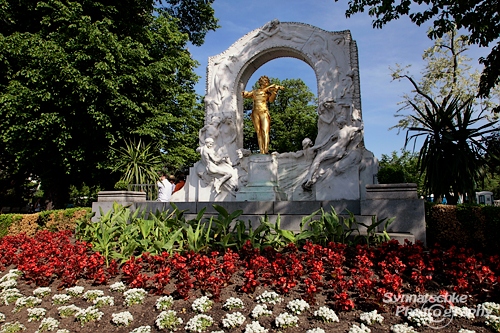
top-left (204, 20), bottom-right (363, 162)
top-left (179, 20), bottom-right (377, 202)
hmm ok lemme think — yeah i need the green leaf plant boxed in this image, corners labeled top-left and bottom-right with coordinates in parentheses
top-left (75, 203), bottom-right (397, 265)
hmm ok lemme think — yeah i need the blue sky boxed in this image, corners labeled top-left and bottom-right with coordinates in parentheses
top-left (188, 0), bottom-right (488, 159)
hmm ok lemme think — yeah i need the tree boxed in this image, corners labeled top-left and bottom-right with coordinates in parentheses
top-left (336, 0), bottom-right (500, 110)
top-left (391, 30), bottom-right (498, 130)
top-left (405, 94), bottom-right (498, 204)
top-left (243, 78), bottom-right (318, 153)
top-left (0, 0), bottom-right (216, 207)
top-left (377, 150), bottom-right (423, 194)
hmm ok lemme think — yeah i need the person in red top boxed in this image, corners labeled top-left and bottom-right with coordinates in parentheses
top-left (173, 173), bottom-right (186, 193)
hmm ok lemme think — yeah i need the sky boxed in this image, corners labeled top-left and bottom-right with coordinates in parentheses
top-left (188, 0), bottom-right (488, 159)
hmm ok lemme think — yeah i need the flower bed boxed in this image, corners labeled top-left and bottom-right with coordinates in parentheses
top-left (0, 230), bottom-right (499, 332)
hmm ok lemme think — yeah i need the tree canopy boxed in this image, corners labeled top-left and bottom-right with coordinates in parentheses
top-left (0, 0), bottom-right (216, 206)
top-left (337, 0), bottom-right (500, 110)
top-left (391, 29), bottom-right (499, 130)
top-left (243, 78), bottom-right (318, 153)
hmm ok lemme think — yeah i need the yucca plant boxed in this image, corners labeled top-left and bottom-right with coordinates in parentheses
top-left (111, 138), bottom-right (163, 187)
top-left (405, 90), bottom-right (498, 203)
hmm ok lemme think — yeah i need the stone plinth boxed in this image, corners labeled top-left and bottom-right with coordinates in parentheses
top-left (362, 183), bottom-right (426, 245)
top-left (236, 155), bottom-right (287, 201)
top-left (97, 191), bottom-right (146, 202)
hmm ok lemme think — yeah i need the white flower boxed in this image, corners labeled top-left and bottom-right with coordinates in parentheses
top-left (0, 313), bottom-right (5, 322)
top-left (111, 311), bottom-right (133, 326)
top-left (0, 279), bottom-right (17, 290)
top-left (82, 290), bottom-right (104, 302)
top-left (287, 299), bottom-right (310, 314)
top-left (57, 304), bottom-right (81, 318)
top-left (0, 321), bottom-right (26, 332)
top-left (14, 296), bottom-right (42, 312)
top-left (155, 310), bottom-right (183, 330)
top-left (0, 288), bottom-right (22, 305)
top-left (349, 323), bottom-right (371, 333)
top-left (251, 304), bottom-right (273, 318)
top-left (223, 297), bottom-right (244, 310)
top-left (244, 321), bottom-right (269, 333)
top-left (65, 286), bottom-right (84, 297)
top-left (0, 271), bottom-right (20, 283)
top-left (306, 328), bottom-right (326, 333)
top-left (52, 294), bottom-right (72, 305)
top-left (482, 302), bottom-right (500, 315)
top-left (93, 295), bottom-right (114, 308)
top-left (256, 290), bottom-right (283, 305)
top-left (222, 311), bottom-right (246, 328)
top-left (109, 281), bottom-right (126, 292)
top-left (406, 308), bottom-right (433, 327)
top-left (451, 306), bottom-right (475, 320)
top-left (485, 314), bottom-right (500, 332)
top-left (359, 310), bottom-right (384, 325)
top-left (390, 323), bottom-right (418, 333)
top-left (55, 330), bottom-right (70, 333)
top-left (123, 288), bottom-right (147, 306)
top-left (185, 314), bottom-right (214, 332)
top-left (130, 326), bottom-right (152, 333)
top-left (27, 308), bottom-right (47, 322)
top-left (75, 306), bottom-right (104, 326)
top-left (192, 296), bottom-right (213, 313)
top-left (155, 295), bottom-right (174, 310)
top-left (33, 287), bottom-right (51, 298)
top-left (274, 312), bottom-right (299, 328)
top-left (313, 306), bottom-right (339, 323)
top-left (37, 317), bottom-right (59, 332)
top-left (458, 329), bottom-right (476, 333)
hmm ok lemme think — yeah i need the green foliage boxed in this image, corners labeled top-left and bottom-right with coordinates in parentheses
top-left (69, 183), bottom-right (101, 207)
top-left (337, 0), bottom-right (500, 108)
top-left (378, 150), bottom-right (423, 194)
top-left (0, 214), bottom-right (21, 238)
top-left (0, 0), bottom-right (216, 206)
top-left (391, 30), bottom-right (499, 130)
top-left (301, 207), bottom-right (393, 247)
top-left (114, 180), bottom-right (129, 191)
top-left (111, 138), bottom-right (163, 186)
top-left (426, 203), bottom-right (500, 253)
top-left (76, 203), bottom-right (394, 264)
top-left (405, 93), bottom-right (498, 203)
top-left (243, 78), bottom-right (318, 153)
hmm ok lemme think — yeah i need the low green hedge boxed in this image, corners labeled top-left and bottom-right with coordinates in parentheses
top-left (426, 203), bottom-right (500, 253)
top-left (0, 208), bottom-right (92, 238)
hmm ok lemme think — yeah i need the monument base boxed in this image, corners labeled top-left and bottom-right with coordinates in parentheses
top-left (236, 185), bottom-right (287, 201)
top-left (236, 154), bottom-right (287, 201)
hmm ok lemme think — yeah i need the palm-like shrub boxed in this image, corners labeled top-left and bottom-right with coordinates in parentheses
top-left (405, 91), bottom-right (498, 203)
top-left (111, 138), bottom-right (163, 186)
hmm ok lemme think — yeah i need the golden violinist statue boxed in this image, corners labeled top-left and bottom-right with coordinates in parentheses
top-left (242, 75), bottom-right (284, 154)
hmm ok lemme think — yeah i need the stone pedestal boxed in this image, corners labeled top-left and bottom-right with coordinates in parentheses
top-left (236, 154), bottom-right (287, 201)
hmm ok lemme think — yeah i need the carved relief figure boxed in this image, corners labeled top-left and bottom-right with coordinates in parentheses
top-left (340, 68), bottom-right (356, 100)
top-left (199, 138), bottom-right (237, 194)
top-left (315, 100), bottom-right (343, 149)
top-left (199, 115), bottom-right (221, 147)
top-left (303, 116), bottom-right (363, 190)
top-left (234, 148), bottom-right (251, 186)
top-left (275, 138), bottom-right (316, 160)
top-left (242, 75), bottom-right (284, 154)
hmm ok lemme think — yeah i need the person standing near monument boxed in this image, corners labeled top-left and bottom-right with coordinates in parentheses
top-left (242, 75), bottom-right (284, 154)
top-left (157, 172), bottom-right (174, 202)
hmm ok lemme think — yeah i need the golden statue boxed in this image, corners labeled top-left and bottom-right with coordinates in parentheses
top-left (242, 76), bottom-right (284, 154)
